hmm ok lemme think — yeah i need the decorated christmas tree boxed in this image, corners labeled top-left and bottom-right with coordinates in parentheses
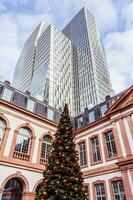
top-left (38, 104), bottom-right (87, 200)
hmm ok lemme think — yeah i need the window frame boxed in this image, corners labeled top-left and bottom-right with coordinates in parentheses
top-left (88, 111), bottom-right (95, 123)
top-left (10, 124), bottom-right (35, 162)
top-left (89, 135), bottom-right (102, 165)
top-left (0, 120), bottom-right (6, 147)
top-left (40, 135), bottom-right (53, 164)
top-left (26, 99), bottom-right (35, 112)
top-left (47, 108), bottom-right (54, 121)
top-left (111, 180), bottom-right (126, 200)
top-left (92, 180), bottom-right (107, 200)
top-left (77, 116), bottom-right (84, 128)
top-left (103, 130), bottom-right (117, 160)
top-left (0, 116), bottom-right (10, 156)
top-left (109, 177), bottom-right (126, 200)
top-left (14, 127), bottom-right (31, 155)
top-left (100, 104), bottom-right (108, 117)
top-left (2, 88), bottom-right (13, 102)
top-left (78, 140), bottom-right (87, 167)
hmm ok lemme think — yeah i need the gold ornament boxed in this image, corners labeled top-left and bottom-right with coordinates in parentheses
top-left (43, 191), bottom-right (47, 196)
top-left (57, 180), bottom-right (60, 185)
top-left (63, 179), bottom-right (67, 185)
top-left (55, 161), bottom-right (59, 165)
top-left (74, 187), bottom-right (78, 192)
top-left (75, 177), bottom-right (79, 182)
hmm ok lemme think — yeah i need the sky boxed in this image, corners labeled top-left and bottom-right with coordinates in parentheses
top-left (0, 0), bottom-right (133, 93)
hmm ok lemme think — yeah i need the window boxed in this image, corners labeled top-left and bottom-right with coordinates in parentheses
top-left (95, 183), bottom-right (106, 200)
top-left (88, 111), bottom-right (95, 123)
top-left (40, 136), bottom-right (52, 164)
top-left (79, 142), bottom-right (87, 166)
top-left (27, 99), bottom-right (35, 112)
top-left (2, 88), bottom-right (12, 101)
top-left (104, 131), bottom-right (117, 158)
top-left (0, 120), bottom-right (5, 146)
top-left (101, 105), bottom-right (107, 117)
top-left (47, 108), bottom-right (54, 120)
top-left (91, 136), bottom-right (101, 162)
top-left (14, 128), bottom-right (30, 154)
top-left (2, 178), bottom-right (23, 200)
top-left (112, 180), bottom-right (126, 200)
top-left (77, 116), bottom-right (83, 128)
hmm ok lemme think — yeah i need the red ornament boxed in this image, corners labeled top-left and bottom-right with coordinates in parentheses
top-left (45, 179), bottom-right (49, 184)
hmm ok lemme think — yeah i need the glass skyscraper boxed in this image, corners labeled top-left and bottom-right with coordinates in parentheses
top-left (13, 7), bottom-right (112, 116)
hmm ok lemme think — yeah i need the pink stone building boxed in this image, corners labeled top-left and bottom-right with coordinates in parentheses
top-left (0, 81), bottom-right (132, 200)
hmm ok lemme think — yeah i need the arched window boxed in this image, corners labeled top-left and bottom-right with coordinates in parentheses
top-left (14, 128), bottom-right (31, 161)
top-left (40, 136), bottom-right (52, 164)
top-left (2, 178), bottom-right (23, 200)
top-left (0, 120), bottom-right (5, 146)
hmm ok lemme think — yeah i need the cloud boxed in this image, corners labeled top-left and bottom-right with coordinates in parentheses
top-left (122, 1), bottom-right (133, 28)
top-left (103, 0), bottom-right (133, 92)
top-left (2, 0), bottom-right (33, 11)
top-left (0, 0), bottom-right (132, 94)
top-left (104, 28), bottom-right (133, 92)
top-left (15, 13), bottom-right (54, 47)
top-left (33, 0), bottom-right (118, 33)
top-left (85, 0), bottom-right (117, 33)
top-left (0, 9), bottom-right (54, 81)
top-left (0, 1), bottom-right (7, 12)
top-left (0, 13), bottom-right (20, 81)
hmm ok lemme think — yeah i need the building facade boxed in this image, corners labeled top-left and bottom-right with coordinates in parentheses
top-left (13, 7), bottom-right (112, 117)
top-left (0, 80), bottom-right (133, 200)
top-left (63, 7), bottom-right (112, 115)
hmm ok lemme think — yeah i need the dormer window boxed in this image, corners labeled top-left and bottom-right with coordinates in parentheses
top-left (47, 108), bottom-right (54, 120)
top-left (88, 111), bottom-right (95, 123)
top-left (77, 116), bottom-right (83, 128)
top-left (27, 99), bottom-right (35, 112)
top-left (101, 104), bottom-right (107, 117)
top-left (2, 88), bottom-right (12, 102)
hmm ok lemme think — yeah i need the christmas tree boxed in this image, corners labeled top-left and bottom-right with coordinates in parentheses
top-left (38, 104), bottom-right (87, 200)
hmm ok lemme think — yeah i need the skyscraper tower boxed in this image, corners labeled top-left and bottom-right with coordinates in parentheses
top-left (63, 8), bottom-right (112, 114)
top-left (13, 7), bottom-right (112, 116)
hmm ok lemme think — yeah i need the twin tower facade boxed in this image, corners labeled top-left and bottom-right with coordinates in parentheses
top-left (13, 7), bottom-right (112, 116)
